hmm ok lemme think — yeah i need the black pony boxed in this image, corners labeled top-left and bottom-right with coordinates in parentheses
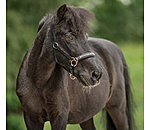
top-left (16, 4), bottom-right (136, 130)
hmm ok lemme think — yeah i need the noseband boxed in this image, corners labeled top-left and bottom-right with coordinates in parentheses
top-left (50, 16), bottom-right (95, 80)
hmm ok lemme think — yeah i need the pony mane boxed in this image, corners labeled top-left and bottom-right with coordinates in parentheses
top-left (66, 6), bottom-right (94, 35)
top-left (37, 13), bottom-right (53, 32)
top-left (37, 6), bottom-right (94, 34)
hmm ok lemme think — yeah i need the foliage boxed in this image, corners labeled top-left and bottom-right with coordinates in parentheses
top-left (6, 0), bottom-right (143, 129)
top-left (91, 0), bottom-right (144, 43)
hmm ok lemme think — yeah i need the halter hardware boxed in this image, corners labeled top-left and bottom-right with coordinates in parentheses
top-left (70, 73), bottom-right (76, 80)
top-left (53, 42), bottom-right (59, 49)
top-left (70, 57), bottom-right (78, 67)
top-left (50, 16), bottom-right (95, 80)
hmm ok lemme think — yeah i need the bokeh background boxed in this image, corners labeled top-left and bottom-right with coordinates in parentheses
top-left (6, 0), bottom-right (144, 129)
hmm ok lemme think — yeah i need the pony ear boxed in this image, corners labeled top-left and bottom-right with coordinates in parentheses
top-left (57, 4), bottom-right (67, 21)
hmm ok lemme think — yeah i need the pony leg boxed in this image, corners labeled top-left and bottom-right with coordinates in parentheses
top-left (24, 111), bottom-right (44, 130)
top-left (105, 83), bottom-right (129, 130)
top-left (106, 102), bottom-right (129, 130)
top-left (50, 112), bottom-right (68, 130)
top-left (79, 118), bottom-right (96, 130)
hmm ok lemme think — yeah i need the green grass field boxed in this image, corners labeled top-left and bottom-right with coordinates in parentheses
top-left (13, 43), bottom-right (144, 130)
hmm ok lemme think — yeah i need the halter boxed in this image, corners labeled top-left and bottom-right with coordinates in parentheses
top-left (50, 16), bottom-right (95, 80)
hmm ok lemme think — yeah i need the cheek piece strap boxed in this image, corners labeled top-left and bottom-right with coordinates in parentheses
top-left (50, 16), bottom-right (95, 80)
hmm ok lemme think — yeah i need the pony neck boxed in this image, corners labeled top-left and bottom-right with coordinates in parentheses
top-left (27, 20), bottom-right (68, 88)
top-left (35, 47), bottom-right (68, 89)
top-left (27, 30), bottom-right (57, 87)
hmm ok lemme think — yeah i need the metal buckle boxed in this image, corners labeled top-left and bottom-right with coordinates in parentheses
top-left (53, 42), bottom-right (59, 49)
top-left (70, 57), bottom-right (78, 67)
top-left (70, 73), bottom-right (76, 80)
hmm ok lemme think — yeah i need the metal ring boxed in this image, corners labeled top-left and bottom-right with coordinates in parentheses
top-left (70, 73), bottom-right (76, 80)
top-left (70, 57), bottom-right (78, 67)
top-left (53, 42), bottom-right (59, 49)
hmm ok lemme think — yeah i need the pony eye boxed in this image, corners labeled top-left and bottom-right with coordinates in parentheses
top-left (68, 36), bottom-right (73, 40)
top-left (66, 36), bottom-right (74, 41)
top-left (85, 33), bottom-right (89, 39)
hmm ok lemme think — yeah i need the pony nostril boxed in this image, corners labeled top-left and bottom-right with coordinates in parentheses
top-left (92, 71), bottom-right (103, 81)
top-left (92, 71), bottom-right (102, 80)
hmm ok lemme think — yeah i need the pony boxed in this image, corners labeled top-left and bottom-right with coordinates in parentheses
top-left (16, 4), bottom-right (136, 130)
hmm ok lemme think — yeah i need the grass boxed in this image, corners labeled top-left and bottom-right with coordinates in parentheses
top-left (12, 43), bottom-right (144, 130)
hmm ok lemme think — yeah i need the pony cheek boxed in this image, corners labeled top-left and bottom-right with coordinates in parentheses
top-left (73, 69), bottom-right (78, 77)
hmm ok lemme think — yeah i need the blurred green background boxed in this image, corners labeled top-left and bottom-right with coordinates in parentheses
top-left (6, 0), bottom-right (143, 130)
